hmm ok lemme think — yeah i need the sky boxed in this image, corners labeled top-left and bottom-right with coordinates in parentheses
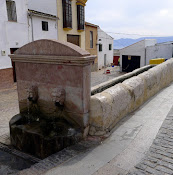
top-left (85, 0), bottom-right (173, 39)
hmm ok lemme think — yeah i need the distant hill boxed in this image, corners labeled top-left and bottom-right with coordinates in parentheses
top-left (114, 36), bottom-right (173, 49)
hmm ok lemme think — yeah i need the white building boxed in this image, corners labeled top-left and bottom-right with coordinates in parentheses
top-left (97, 28), bottom-right (114, 69)
top-left (119, 39), bottom-right (173, 72)
top-left (0, 0), bottom-right (58, 84)
top-left (146, 42), bottom-right (173, 65)
top-left (28, 0), bottom-right (58, 42)
top-left (0, 0), bottom-right (29, 83)
top-left (119, 39), bottom-right (157, 72)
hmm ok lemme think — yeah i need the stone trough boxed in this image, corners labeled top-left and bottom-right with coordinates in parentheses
top-left (9, 40), bottom-right (96, 159)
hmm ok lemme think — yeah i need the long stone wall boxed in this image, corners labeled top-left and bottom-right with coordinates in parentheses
top-left (89, 58), bottom-right (173, 136)
top-left (91, 65), bottom-right (153, 95)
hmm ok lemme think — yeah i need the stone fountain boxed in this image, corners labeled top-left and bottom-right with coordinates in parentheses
top-left (9, 40), bottom-right (96, 159)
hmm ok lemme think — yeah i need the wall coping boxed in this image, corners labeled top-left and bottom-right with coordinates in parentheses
top-left (9, 54), bottom-right (96, 66)
top-left (91, 65), bottom-right (154, 95)
top-left (13, 39), bottom-right (91, 57)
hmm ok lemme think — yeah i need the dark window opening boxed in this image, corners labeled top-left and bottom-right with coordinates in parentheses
top-left (6, 1), bottom-right (17, 22)
top-left (62, 0), bottom-right (72, 28)
top-left (122, 55), bottom-right (141, 72)
top-left (90, 31), bottom-right (93, 48)
top-left (77, 5), bottom-right (84, 30)
top-left (109, 44), bottom-right (112, 50)
top-left (10, 48), bottom-right (19, 82)
top-left (42, 21), bottom-right (48, 31)
top-left (99, 44), bottom-right (102, 52)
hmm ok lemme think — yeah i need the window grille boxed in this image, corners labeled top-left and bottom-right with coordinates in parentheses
top-left (62, 0), bottom-right (72, 28)
top-left (77, 5), bottom-right (84, 30)
top-left (6, 1), bottom-right (17, 22)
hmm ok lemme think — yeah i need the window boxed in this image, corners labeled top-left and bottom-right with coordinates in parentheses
top-left (90, 31), bottom-right (93, 48)
top-left (109, 44), bottom-right (112, 50)
top-left (42, 21), bottom-right (48, 31)
top-left (77, 5), bottom-right (84, 30)
top-left (62, 0), bottom-right (72, 28)
top-left (6, 1), bottom-right (17, 22)
top-left (99, 44), bottom-right (102, 52)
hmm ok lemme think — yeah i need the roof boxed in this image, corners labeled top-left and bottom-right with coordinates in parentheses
top-left (157, 41), bottom-right (173, 45)
top-left (120, 39), bottom-right (156, 50)
top-left (85, 22), bottom-right (99, 28)
top-left (98, 28), bottom-right (114, 40)
top-left (28, 9), bottom-right (58, 20)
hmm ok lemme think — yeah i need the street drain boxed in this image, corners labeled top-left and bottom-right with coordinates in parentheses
top-left (0, 133), bottom-right (40, 174)
top-left (0, 133), bottom-right (100, 175)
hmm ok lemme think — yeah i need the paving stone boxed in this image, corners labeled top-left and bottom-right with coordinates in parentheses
top-left (155, 165), bottom-right (173, 174)
top-left (143, 156), bottom-right (159, 163)
top-left (150, 145), bottom-right (167, 152)
top-left (135, 163), bottom-right (147, 171)
top-left (157, 160), bottom-right (173, 171)
top-left (142, 160), bottom-right (157, 168)
top-left (129, 105), bottom-right (173, 175)
top-left (145, 166), bottom-right (165, 175)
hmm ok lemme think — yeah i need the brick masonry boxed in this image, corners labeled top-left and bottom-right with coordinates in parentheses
top-left (128, 106), bottom-right (173, 175)
top-left (0, 68), bottom-right (14, 86)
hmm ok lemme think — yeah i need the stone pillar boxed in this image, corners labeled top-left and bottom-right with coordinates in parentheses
top-left (10, 39), bottom-right (96, 136)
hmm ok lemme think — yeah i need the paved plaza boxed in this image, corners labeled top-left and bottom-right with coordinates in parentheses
top-left (91, 66), bottom-right (125, 87)
top-left (0, 78), bottom-right (173, 174)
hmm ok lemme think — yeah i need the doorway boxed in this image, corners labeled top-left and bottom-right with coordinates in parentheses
top-left (67, 35), bottom-right (80, 46)
top-left (10, 48), bottom-right (18, 82)
top-left (122, 55), bottom-right (140, 72)
top-left (104, 54), bottom-right (107, 67)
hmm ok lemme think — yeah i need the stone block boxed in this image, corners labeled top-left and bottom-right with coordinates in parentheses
top-left (122, 76), bottom-right (145, 111)
top-left (89, 84), bottom-right (131, 135)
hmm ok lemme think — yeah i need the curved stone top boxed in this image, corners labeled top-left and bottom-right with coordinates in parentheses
top-left (15, 39), bottom-right (90, 57)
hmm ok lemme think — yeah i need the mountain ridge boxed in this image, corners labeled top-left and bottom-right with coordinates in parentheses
top-left (114, 36), bottom-right (173, 49)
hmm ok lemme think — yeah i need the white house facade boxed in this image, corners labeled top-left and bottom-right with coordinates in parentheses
top-left (0, 0), bottom-right (58, 84)
top-left (28, 0), bottom-right (58, 42)
top-left (97, 28), bottom-right (114, 69)
top-left (0, 0), bottom-right (29, 70)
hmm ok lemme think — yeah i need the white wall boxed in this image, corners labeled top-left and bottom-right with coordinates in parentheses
top-left (120, 39), bottom-right (156, 70)
top-left (28, 0), bottom-right (58, 42)
top-left (0, 0), bottom-right (29, 69)
top-left (28, 16), bottom-right (58, 41)
top-left (28, 0), bottom-right (57, 16)
top-left (146, 44), bottom-right (173, 65)
top-left (97, 28), bottom-right (114, 69)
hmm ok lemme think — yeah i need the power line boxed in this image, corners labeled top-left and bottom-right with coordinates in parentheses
top-left (98, 31), bottom-right (173, 37)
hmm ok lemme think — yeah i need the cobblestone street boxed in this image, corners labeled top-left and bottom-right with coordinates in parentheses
top-left (128, 107), bottom-right (173, 175)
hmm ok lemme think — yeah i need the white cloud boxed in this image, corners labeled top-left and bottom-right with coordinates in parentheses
top-left (85, 0), bottom-right (173, 39)
top-left (160, 9), bottom-right (169, 16)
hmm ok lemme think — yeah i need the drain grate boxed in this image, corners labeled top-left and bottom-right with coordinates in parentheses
top-left (0, 133), bottom-right (101, 175)
top-left (0, 133), bottom-right (41, 164)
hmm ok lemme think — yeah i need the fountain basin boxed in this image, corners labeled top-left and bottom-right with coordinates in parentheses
top-left (9, 114), bottom-right (82, 159)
